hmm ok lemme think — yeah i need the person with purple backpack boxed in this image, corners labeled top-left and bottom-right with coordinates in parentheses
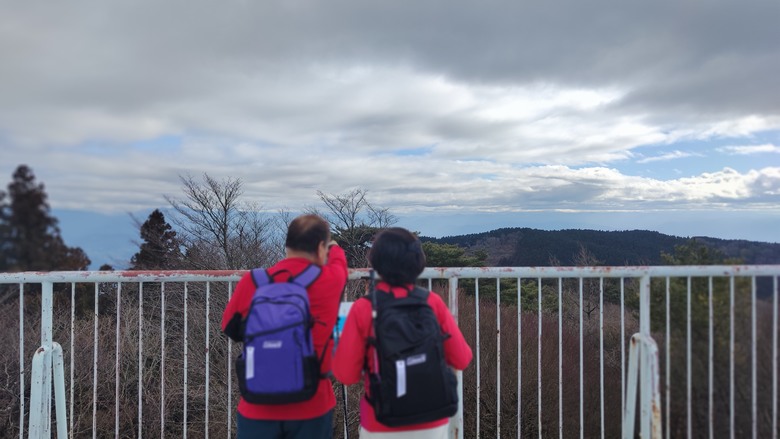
top-left (222, 214), bottom-right (348, 438)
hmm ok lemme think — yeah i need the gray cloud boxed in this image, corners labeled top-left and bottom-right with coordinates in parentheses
top-left (1, 0), bottom-right (778, 226)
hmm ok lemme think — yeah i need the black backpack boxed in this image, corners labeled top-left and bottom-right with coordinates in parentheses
top-left (363, 286), bottom-right (458, 427)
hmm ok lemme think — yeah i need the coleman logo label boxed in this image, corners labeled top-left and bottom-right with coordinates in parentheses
top-left (406, 354), bottom-right (427, 366)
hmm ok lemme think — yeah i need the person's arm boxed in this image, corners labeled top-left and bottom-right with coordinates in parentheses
top-left (221, 272), bottom-right (255, 342)
top-left (321, 243), bottom-right (348, 288)
top-left (429, 293), bottom-right (473, 370)
top-left (333, 298), bottom-right (371, 385)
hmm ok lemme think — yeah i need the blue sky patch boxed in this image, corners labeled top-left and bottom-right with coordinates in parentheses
top-left (130, 135), bottom-right (183, 153)
top-left (623, 129), bottom-right (779, 179)
top-left (394, 146), bottom-right (434, 156)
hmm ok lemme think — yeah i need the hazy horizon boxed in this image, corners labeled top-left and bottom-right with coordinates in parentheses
top-left (54, 207), bottom-right (779, 270)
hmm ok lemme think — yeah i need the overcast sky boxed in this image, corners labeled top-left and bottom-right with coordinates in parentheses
top-left (1, 1), bottom-right (779, 265)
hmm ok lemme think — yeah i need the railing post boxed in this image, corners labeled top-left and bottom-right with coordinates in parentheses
top-left (624, 336), bottom-right (640, 438)
top-left (448, 277), bottom-right (463, 439)
top-left (623, 334), bottom-right (662, 439)
top-left (30, 282), bottom-right (54, 437)
top-left (28, 282), bottom-right (68, 439)
top-left (623, 275), bottom-right (662, 439)
top-left (28, 347), bottom-right (48, 438)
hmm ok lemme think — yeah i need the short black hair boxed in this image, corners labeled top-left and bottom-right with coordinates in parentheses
top-left (368, 227), bottom-right (426, 286)
top-left (285, 214), bottom-right (331, 254)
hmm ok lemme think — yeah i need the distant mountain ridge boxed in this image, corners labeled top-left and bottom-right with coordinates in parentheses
top-left (420, 228), bottom-right (780, 266)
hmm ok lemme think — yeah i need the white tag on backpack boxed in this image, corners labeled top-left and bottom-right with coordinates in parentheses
top-left (395, 359), bottom-right (406, 398)
top-left (246, 346), bottom-right (255, 379)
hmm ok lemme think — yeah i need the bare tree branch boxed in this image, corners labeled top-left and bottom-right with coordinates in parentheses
top-left (316, 189), bottom-right (396, 268)
top-left (164, 173), bottom-right (276, 269)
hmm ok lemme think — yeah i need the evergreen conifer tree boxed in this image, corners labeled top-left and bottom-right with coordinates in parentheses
top-left (0, 165), bottom-right (90, 271)
top-left (130, 209), bottom-right (182, 269)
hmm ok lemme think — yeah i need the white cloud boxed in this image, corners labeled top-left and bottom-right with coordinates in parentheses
top-left (717, 144), bottom-right (780, 155)
top-left (635, 150), bottom-right (703, 164)
top-left (15, 137), bottom-right (777, 216)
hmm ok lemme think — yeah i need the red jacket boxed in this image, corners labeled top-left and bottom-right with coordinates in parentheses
top-left (221, 245), bottom-right (348, 420)
top-left (333, 282), bottom-right (473, 432)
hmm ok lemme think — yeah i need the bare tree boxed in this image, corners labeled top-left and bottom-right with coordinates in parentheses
top-left (269, 208), bottom-right (295, 259)
top-left (551, 244), bottom-right (604, 322)
top-left (567, 244), bottom-right (604, 320)
top-left (165, 174), bottom-right (276, 269)
top-left (313, 189), bottom-right (396, 268)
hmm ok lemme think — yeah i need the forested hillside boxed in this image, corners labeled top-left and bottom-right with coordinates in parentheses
top-left (421, 228), bottom-right (780, 266)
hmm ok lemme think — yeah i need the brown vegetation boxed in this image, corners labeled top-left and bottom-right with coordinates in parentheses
top-left (1, 276), bottom-right (777, 438)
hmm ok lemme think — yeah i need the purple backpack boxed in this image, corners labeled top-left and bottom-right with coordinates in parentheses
top-left (236, 264), bottom-right (323, 404)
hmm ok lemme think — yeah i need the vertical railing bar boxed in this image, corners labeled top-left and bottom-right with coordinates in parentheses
top-left (708, 277), bottom-right (714, 439)
top-left (620, 277), bottom-right (625, 439)
top-left (476, 278), bottom-right (481, 439)
top-left (687, 276), bottom-right (692, 439)
top-left (448, 276), bottom-right (464, 439)
top-left (639, 275), bottom-right (651, 437)
top-left (93, 282), bottom-right (99, 439)
top-left (579, 277), bottom-right (584, 439)
top-left (42, 281), bottom-right (53, 439)
top-left (518, 277), bottom-right (522, 439)
top-left (161, 282), bottom-right (166, 439)
top-left (537, 278), bottom-right (542, 439)
top-left (773, 275), bottom-right (778, 439)
top-left (70, 282), bottom-right (75, 438)
top-left (19, 283), bottom-right (24, 439)
top-left (599, 277), bottom-right (604, 439)
top-left (53, 342), bottom-right (68, 439)
top-left (665, 276), bottom-right (671, 439)
top-left (730, 276), bottom-right (735, 439)
top-left (752, 276), bottom-right (757, 439)
top-left (624, 334), bottom-right (639, 439)
top-left (184, 281), bottom-right (189, 439)
top-left (559, 278), bottom-right (563, 439)
top-left (138, 282), bottom-right (144, 439)
top-left (578, 276), bottom-right (585, 438)
top-left (115, 282), bottom-right (122, 439)
top-left (206, 282), bottom-right (211, 439)
top-left (497, 277), bottom-right (501, 439)
top-left (227, 281), bottom-right (233, 439)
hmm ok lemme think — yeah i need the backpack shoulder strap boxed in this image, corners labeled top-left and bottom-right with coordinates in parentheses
top-left (410, 286), bottom-right (449, 337)
top-left (363, 286), bottom-right (427, 308)
top-left (291, 264), bottom-right (322, 288)
top-left (250, 268), bottom-right (270, 288)
top-left (409, 286), bottom-right (430, 302)
top-left (362, 288), bottom-right (394, 308)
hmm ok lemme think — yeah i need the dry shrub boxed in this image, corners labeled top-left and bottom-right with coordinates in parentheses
top-left (657, 287), bottom-right (777, 438)
top-left (456, 284), bottom-right (638, 438)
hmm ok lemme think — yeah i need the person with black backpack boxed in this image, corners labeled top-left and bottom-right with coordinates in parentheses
top-left (333, 227), bottom-right (472, 438)
top-left (222, 214), bottom-right (348, 439)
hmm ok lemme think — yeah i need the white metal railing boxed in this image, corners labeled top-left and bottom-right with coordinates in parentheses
top-left (27, 342), bottom-right (67, 439)
top-left (2, 265), bottom-right (779, 438)
top-left (623, 333), bottom-right (661, 439)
